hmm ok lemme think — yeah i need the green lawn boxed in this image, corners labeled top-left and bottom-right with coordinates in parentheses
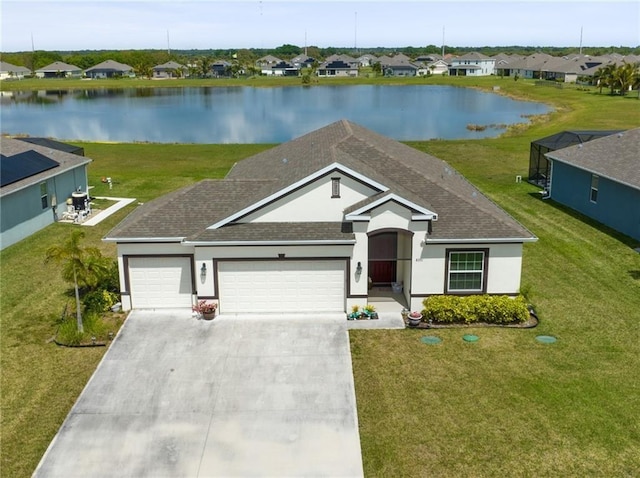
top-left (1, 78), bottom-right (639, 477)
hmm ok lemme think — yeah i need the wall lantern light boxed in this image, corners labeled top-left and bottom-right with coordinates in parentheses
top-left (200, 262), bottom-right (207, 280)
top-left (355, 261), bottom-right (363, 276)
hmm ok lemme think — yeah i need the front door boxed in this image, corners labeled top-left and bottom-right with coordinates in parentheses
top-left (368, 232), bottom-right (397, 285)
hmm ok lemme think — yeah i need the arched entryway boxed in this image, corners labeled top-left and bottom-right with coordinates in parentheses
top-left (367, 229), bottom-right (413, 288)
top-left (367, 229), bottom-right (413, 310)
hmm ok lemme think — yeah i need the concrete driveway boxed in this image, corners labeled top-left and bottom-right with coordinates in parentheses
top-left (33, 311), bottom-right (369, 477)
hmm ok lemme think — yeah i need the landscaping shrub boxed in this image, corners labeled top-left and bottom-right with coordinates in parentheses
top-left (55, 310), bottom-right (123, 346)
top-left (422, 294), bottom-right (530, 325)
top-left (82, 289), bottom-right (119, 313)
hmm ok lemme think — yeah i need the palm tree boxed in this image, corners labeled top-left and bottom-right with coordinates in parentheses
top-left (45, 230), bottom-right (109, 333)
top-left (198, 57), bottom-right (212, 78)
top-left (614, 62), bottom-right (639, 96)
top-left (594, 63), bottom-right (615, 94)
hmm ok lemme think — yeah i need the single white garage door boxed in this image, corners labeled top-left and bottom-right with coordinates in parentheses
top-left (218, 260), bottom-right (346, 313)
top-left (128, 257), bottom-right (193, 309)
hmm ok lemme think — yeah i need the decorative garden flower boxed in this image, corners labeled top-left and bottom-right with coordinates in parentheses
top-left (192, 300), bottom-right (217, 315)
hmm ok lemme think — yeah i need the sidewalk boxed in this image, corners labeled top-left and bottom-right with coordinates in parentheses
top-left (81, 197), bottom-right (136, 226)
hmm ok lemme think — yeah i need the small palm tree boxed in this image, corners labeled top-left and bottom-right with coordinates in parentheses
top-left (45, 230), bottom-right (109, 333)
top-left (614, 61), bottom-right (638, 96)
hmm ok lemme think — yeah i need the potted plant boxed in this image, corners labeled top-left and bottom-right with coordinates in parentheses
top-left (348, 305), bottom-right (362, 320)
top-left (363, 304), bottom-right (378, 320)
top-left (407, 310), bottom-right (422, 327)
top-left (193, 300), bottom-right (217, 320)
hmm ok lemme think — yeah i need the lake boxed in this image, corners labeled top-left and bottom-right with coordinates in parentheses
top-left (0, 85), bottom-right (551, 143)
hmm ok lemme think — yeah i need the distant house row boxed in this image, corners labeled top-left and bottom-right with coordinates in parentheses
top-left (2, 51), bottom-right (639, 82)
top-left (0, 60), bottom-right (135, 80)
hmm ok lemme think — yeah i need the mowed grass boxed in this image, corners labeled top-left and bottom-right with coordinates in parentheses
top-left (354, 85), bottom-right (640, 476)
top-left (1, 78), bottom-right (639, 477)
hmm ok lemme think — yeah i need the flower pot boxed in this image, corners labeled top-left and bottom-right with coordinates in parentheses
top-left (408, 315), bottom-right (422, 327)
top-left (202, 311), bottom-right (216, 320)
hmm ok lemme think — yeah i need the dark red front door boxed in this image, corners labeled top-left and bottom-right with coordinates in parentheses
top-left (368, 232), bottom-right (397, 284)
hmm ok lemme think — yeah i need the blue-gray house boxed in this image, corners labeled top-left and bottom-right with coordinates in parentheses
top-left (1, 138), bottom-right (92, 250)
top-left (546, 128), bottom-right (640, 242)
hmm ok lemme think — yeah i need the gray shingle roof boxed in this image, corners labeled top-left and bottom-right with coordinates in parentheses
top-left (85, 60), bottom-right (133, 72)
top-left (0, 61), bottom-right (30, 73)
top-left (0, 137), bottom-right (91, 197)
top-left (35, 61), bottom-right (81, 72)
top-left (106, 120), bottom-right (535, 242)
top-left (189, 222), bottom-right (354, 243)
top-left (546, 128), bottom-right (640, 190)
top-left (153, 61), bottom-right (186, 70)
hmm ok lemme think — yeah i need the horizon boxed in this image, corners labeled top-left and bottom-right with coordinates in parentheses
top-left (1, 1), bottom-right (639, 53)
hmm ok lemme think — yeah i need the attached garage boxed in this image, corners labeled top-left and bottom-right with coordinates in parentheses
top-left (217, 260), bottom-right (346, 313)
top-left (127, 256), bottom-right (194, 309)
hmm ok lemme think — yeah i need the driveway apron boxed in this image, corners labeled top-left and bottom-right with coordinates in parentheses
top-left (33, 311), bottom-right (365, 477)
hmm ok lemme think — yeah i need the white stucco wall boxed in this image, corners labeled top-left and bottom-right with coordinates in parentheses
top-left (410, 241), bottom-right (524, 310)
top-left (243, 174), bottom-right (378, 223)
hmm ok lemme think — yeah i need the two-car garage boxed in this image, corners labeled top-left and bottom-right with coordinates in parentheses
top-left (217, 260), bottom-right (346, 313)
top-left (126, 256), bottom-right (347, 313)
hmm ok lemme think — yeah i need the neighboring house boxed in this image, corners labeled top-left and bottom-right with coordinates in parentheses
top-left (449, 52), bottom-right (495, 76)
top-left (85, 60), bottom-right (134, 79)
top-left (256, 55), bottom-right (282, 75)
top-left (493, 53), bottom-right (524, 77)
top-left (528, 130), bottom-right (622, 188)
top-left (152, 61), bottom-right (188, 78)
top-left (271, 61), bottom-right (298, 76)
top-left (104, 120), bottom-right (536, 313)
top-left (356, 54), bottom-right (377, 67)
top-left (35, 61), bottom-right (82, 78)
top-left (416, 59), bottom-right (449, 76)
top-left (502, 53), bottom-right (554, 79)
top-left (0, 61), bottom-right (31, 80)
top-left (290, 54), bottom-right (315, 69)
top-left (317, 60), bottom-right (358, 77)
top-left (211, 60), bottom-right (232, 77)
top-left (379, 55), bottom-right (418, 76)
top-left (1, 138), bottom-right (91, 250)
top-left (324, 54), bottom-right (359, 67)
top-left (545, 128), bottom-right (640, 242)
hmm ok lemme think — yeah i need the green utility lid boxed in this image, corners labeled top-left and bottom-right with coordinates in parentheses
top-left (462, 334), bottom-right (479, 342)
top-left (536, 335), bottom-right (557, 344)
top-left (421, 336), bottom-right (442, 345)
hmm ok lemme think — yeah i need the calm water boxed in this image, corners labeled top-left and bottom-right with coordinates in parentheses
top-left (1, 85), bottom-right (550, 143)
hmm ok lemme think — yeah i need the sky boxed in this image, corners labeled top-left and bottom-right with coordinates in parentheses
top-left (1, 0), bottom-right (638, 52)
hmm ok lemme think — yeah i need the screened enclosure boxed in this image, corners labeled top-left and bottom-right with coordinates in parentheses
top-left (528, 130), bottom-right (621, 188)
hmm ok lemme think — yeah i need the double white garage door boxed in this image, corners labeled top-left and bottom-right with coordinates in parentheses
top-left (218, 260), bottom-right (346, 313)
top-left (128, 257), bottom-right (346, 313)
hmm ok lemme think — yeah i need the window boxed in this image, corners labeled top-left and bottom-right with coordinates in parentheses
top-left (590, 174), bottom-right (599, 203)
top-left (40, 182), bottom-right (48, 209)
top-left (331, 177), bottom-right (341, 198)
top-left (446, 250), bottom-right (486, 293)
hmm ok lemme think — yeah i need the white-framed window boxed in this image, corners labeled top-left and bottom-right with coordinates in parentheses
top-left (446, 249), bottom-right (487, 293)
top-left (40, 182), bottom-right (48, 209)
top-left (331, 177), bottom-right (341, 198)
top-left (590, 174), bottom-right (599, 203)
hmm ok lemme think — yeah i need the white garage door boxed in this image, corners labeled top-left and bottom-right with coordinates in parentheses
top-left (218, 260), bottom-right (346, 313)
top-left (128, 257), bottom-right (193, 309)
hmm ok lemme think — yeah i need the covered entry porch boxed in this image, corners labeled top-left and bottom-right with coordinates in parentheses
top-left (367, 229), bottom-right (413, 310)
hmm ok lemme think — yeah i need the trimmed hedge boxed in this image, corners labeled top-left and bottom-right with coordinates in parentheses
top-left (422, 295), bottom-right (530, 325)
